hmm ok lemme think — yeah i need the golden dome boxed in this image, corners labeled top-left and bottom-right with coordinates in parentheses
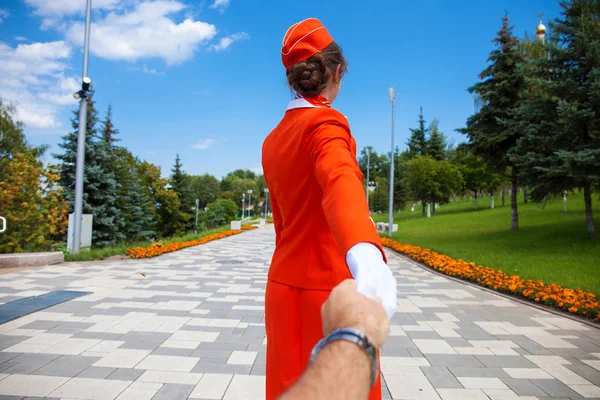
top-left (536, 22), bottom-right (546, 35)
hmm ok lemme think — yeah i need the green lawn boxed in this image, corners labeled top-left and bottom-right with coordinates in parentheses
top-left (374, 192), bottom-right (600, 294)
top-left (64, 226), bottom-right (230, 262)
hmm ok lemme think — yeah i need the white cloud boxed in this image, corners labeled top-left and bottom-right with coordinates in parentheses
top-left (14, 36), bottom-right (28, 41)
top-left (24, 0), bottom-right (120, 28)
top-left (0, 8), bottom-right (9, 24)
top-left (193, 138), bottom-right (217, 149)
top-left (0, 41), bottom-right (79, 130)
top-left (210, 32), bottom-right (248, 51)
top-left (132, 65), bottom-right (164, 75)
top-left (210, 0), bottom-right (230, 11)
top-left (65, 1), bottom-right (217, 65)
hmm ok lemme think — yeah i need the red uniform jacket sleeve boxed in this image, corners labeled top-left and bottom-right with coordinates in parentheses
top-left (304, 119), bottom-right (387, 262)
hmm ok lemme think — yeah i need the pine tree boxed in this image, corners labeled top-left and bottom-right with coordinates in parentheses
top-left (459, 14), bottom-right (525, 231)
top-left (54, 99), bottom-right (125, 247)
top-left (426, 118), bottom-right (447, 161)
top-left (509, 0), bottom-right (600, 237)
top-left (407, 107), bottom-right (428, 158)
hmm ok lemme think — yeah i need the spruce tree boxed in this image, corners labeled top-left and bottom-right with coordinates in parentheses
top-left (407, 107), bottom-right (428, 158)
top-left (426, 118), bottom-right (447, 161)
top-left (54, 98), bottom-right (124, 247)
top-left (113, 148), bottom-right (156, 241)
top-left (170, 154), bottom-right (192, 231)
top-left (459, 14), bottom-right (525, 231)
top-left (101, 104), bottom-right (120, 146)
top-left (509, 0), bottom-right (600, 237)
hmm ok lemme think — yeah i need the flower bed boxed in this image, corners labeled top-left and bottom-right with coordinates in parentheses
top-left (381, 238), bottom-right (600, 321)
top-left (127, 226), bottom-right (258, 259)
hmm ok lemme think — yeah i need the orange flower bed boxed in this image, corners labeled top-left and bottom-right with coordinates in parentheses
top-left (381, 238), bottom-right (600, 321)
top-left (127, 227), bottom-right (258, 259)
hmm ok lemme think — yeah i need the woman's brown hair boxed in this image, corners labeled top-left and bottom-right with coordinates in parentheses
top-left (286, 42), bottom-right (347, 97)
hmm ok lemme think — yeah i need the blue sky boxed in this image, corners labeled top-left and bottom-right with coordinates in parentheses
top-left (0, 0), bottom-right (561, 178)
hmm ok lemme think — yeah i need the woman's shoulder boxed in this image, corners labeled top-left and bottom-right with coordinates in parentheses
top-left (305, 107), bottom-right (350, 130)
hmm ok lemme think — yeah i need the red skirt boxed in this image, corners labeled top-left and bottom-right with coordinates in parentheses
top-left (265, 278), bottom-right (382, 399)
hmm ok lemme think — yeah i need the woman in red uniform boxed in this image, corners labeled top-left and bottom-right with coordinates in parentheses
top-left (262, 18), bottom-right (397, 400)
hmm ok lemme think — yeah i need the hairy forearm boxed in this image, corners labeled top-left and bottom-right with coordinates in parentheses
top-left (278, 340), bottom-right (371, 400)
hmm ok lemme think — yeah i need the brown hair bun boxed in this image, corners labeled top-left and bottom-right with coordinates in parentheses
top-left (286, 42), bottom-right (347, 97)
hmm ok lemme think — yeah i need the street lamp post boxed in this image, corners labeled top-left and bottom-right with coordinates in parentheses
top-left (264, 188), bottom-right (269, 216)
top-left (247, 190), bottom-right (253, 219)
top-left (72, 0), bottom-right (93, 253)
top-left (365, 148), bottom-right (370, 210)
top-left (194, 199), bottom-right (199, 234)
top-left (242, 193), bottom-right (246, 220)
top-left (387, 87), bottom-right (396, 237)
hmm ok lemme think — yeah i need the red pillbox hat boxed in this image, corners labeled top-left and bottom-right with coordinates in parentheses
top-left (281, 18), bottom-right (334, 69)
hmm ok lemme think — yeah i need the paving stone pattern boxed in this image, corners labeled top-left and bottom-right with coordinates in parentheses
top-left (0, 226), bottom-right (599, 399)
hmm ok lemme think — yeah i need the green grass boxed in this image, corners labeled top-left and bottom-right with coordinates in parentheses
top-left (64, 226), bottom-right (230, 262)
top-left (373, 192), bottom-right (600, 294)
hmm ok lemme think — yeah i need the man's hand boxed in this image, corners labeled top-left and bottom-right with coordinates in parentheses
top-left (321, 280), bottom-right (390, 348)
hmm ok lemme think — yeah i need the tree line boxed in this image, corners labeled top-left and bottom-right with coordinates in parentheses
top-left (365, 0), bottom-right (599, 238)
top-left (0, 97), bottom-right (268, 253)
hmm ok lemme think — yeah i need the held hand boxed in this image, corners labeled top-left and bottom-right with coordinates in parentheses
top-left (321, 280), bottom-right (390, 348)
top-left (346, 243), bottom-right (398, 319)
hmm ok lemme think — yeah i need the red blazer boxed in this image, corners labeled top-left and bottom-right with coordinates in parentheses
top-left (262, 96), bottom-right (385, 290)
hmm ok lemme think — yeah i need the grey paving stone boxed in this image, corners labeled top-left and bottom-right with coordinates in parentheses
top-left (23, 397), bottom-right (61, 400)
top-left (107, 368), bottom-right (145, 381)
top-left (0, 352), bottom-right (21, 364)
top-left (421, 366), bottom-right (463, 388)
top-left (190, 349), bottom-right (231, 360)
top-left (456, 328), bottom-right (497, 341)
top-left (564, 360), bottom-right (600, 386)
top-left (406, 331), bottom-right (442, 340)
top-left (0, 336), bottom-right (26, 351)
top-left (119, 341), bottom-right (160, 350)
top-left (425, 355), bottom-right (484, 368)
top-left (0, 361), bottom-right (19, 373)
top-left (381, 337), bottom-right (418, 350)
top-left (31, 355), bottom-right (100, 377)
top-left (408, 349), bottom-right (424, 358)
top-left (475, 355), bottom-right (537, 368)
top-left (20, 320), bottom-right (63, 330)
top-left (379, 349), bottom-right (410, 357)
top-left (443, 338), bottom-right (471, 348)
top-left (118, 332), bottom-right (172, 343)
top-left (191, 362), bottom-right (252, 375)
top-left (448, 367), bottom-right (510, 378)
top-left (250, 364), bottom-right (266, 376)
top-left (151, 347), bottom-right (194, 357)
top-left (72, 332), bottom-right (124, 341)
top-left (48, 321), bottom-right (94, 334)
top-left (77, 366), bottom-right (116, 379)
top-left (151, 384), bottom-right (195, 400)
top-left (531, 379), bottom-right (582, 398)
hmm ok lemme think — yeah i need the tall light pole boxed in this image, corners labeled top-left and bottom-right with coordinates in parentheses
top-left (242, 193), bottom-right (246, 219)
top-left (194, 199), bottom-right (199, 234)
top-left (247, 190), bottom-right (253, 218)
top-left (387, 87), bottom-right (396, 237)
top-left (264, 188), bottom-right (269, 216)
top-left (365, 148), bottom-right (370, 210)
top-left (72, 0), bottom-right (93, 253)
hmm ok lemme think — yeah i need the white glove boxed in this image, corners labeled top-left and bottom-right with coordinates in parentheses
top-left (346, 243), bottom-right (397, 319)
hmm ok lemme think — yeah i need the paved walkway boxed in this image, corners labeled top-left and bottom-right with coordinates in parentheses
top-left (0, 226), bottom-right (599, 400)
